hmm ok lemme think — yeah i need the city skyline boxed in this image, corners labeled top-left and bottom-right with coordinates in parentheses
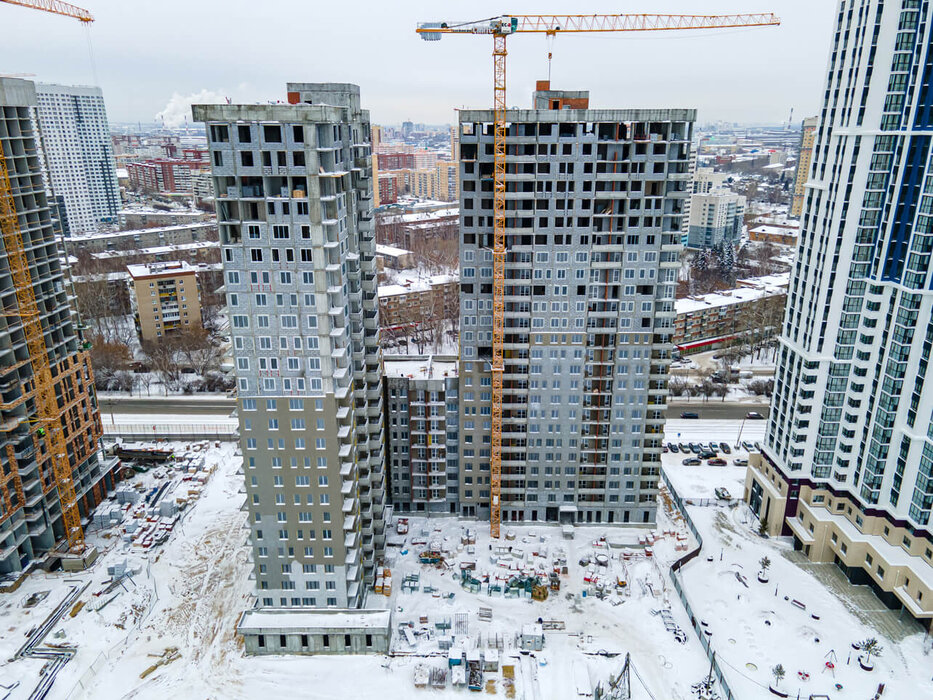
top-left (2, 1), bottom-right (835, 127)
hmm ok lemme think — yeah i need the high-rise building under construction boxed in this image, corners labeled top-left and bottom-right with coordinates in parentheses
top-left (194, 83), bottom-right (386, 609)
top-left (456, 82), bottom-right (693, 525)
top-left (0, 78), bottom-right (115, 575)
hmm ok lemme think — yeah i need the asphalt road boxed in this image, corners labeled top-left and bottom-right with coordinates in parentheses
top-left (97, 394), bottom-right (767, 421)
top-left (98, 396), bottom-right (236, 416)
top-left (667, 401), bottom-right (770, 420)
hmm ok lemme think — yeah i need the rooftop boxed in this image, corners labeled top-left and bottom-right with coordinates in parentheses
top-left (237, 608), bottom-right (391, 633)
top-left (378, 270), bottom-right (458, 298)
top-left (127, 260), bottom-right (198, 279)
top-left (384, 355), bottom-right (458, 380)
top-left (676, 273), bottom-right (788, 315)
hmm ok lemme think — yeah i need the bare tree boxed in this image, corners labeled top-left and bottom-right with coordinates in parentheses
top-left (143, 337), bottom-right (183, 390)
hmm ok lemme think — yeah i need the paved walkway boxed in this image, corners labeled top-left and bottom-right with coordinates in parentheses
top-left (782, 550), bottom-right (924, 642)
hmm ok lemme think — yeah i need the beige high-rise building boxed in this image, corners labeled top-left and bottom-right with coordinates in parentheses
top-left (435, 161), bottom-right (459, 202)
top-left (409, 168), bottom-right (435, 199)
top-left (128, 260), bottom-right (202, 342)
top-left (790, 116), bottom-right (818, 217)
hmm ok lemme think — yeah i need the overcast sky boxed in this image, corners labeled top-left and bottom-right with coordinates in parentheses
top-left (1, 1), bottom-right (837, 128)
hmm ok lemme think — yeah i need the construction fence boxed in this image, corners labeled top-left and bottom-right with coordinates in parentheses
top-left (661, 467), bottom-right (739, 700)
top-left (102, 422), bottom-right (237, 441)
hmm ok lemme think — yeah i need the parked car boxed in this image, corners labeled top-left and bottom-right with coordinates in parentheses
top-left (679, 443), bottom-right (691, 453)
top-left (742, 441), bottom-right (756, 452)
top-left (708, 458), bottom-right (727, 466)
top-left (668, 443), bottom-right (680, 453)
top-left (689, 443), bottom-right (701, 454)
top-left (733, 458), bottom-right (749, 466)
top-left (680, 412), bottom-right (700, 419)
top-left (746, 411), bottom-right (765, 420)
top-left (682, 458), bottom-right (702, 466)
top-left (715, 487), bottom-right (732, 500)
top-left (699, 451), bottom-right (718, 460)
top-left (662, 445), bottom-right (669, 453)
top-left (719, 442), bottom-right (732, 454)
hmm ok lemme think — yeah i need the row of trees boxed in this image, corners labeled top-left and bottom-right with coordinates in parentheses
top-left (668, 373), bottom-right (774, 401)
top-left (89, 327), bottom-right (232, 395)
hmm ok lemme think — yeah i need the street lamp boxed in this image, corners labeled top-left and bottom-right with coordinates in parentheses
top-left (735, 416), bottom-right (748, 449)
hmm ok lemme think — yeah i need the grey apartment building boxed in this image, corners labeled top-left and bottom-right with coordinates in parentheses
top-left (457, 83), bottom-right (693, 525)
top-left (0, 78), bottom-right (116, 574)
top-left (194, 83), bottom-right (385, 609)
top-left (385, 355), bottom-right (459, 514)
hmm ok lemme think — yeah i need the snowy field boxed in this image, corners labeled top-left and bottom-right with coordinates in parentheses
top-left (668, 460), bottom-right (933, 699)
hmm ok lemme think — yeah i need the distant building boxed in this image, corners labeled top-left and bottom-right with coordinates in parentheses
top-left (379, 273), bottom-right (459, 331)
top-left (790, 116), bottom-right (818, 217)
top-left (435, 161), bottom-right (459, 202)
top-left (748, 224), bottom-right (798, 246)
top-left (375, 205), bottom-right (458, 250)
top-left (691, 167), bottom-right (727, 194)
top-left (673, 273), bottom-right (789, 355)
top-left (449, 126), bottom-right (459, 160)
top-left (34, 83), bottom-right (121, 235)
top-left (128, 260), bottom-right (202, 342)
top-left (71, 221), bottom-right (217, 252)
top-left (375, 244), bottom-right (414, 270)
top-left (120, 207), bottom-right (210, 229)
top-left (376, 173), bottom-right (398, 205)
top-left (127, 158), bottom-right (205, 193)
top-left (408, 168), bottom-right (435, 199)
top-left (384, 356), bottom-right (460, 514)
top-left (686, 189), bottom-right (746, 248)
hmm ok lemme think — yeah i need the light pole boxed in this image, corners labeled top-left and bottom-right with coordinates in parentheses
top-left (735, 416), bottom-right (747, 449)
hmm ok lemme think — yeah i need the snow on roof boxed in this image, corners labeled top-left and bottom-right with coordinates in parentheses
top-left (127, 260), bottom-right (198, 279)
top-left (237, 608), bottom-right (391, 632)
top-left (375, 244), bottom-right (413, 258)
top-left (750, 224), bottom-right (798, 236)
top-left (92, 240), bottom-right (218, 260)
top-left (69, 221), bottom-right (216, 243)
top-left (384, 355), bottom-right (458, 380)
top-left (380, 207), bottom-right (459, 226)
top-left (378, 270), bottom-right (458, 298)
top-left (676, 274), bottom-right (788, 315)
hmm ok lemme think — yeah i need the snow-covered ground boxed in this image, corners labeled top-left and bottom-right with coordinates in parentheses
top-left (373, 515), bottom-right (710, 700)
top-left (1, 423), bottom-right (927, 700)
top-left (667, 458), bottom-right (933, 700)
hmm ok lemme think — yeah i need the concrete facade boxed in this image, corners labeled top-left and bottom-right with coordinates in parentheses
top-left (34, 84), bottom-right (120, 236)
top-left (238, 607), bottom-right (391, 654)
top-left (194, 83), bottom-right (386, 610)
top-left (385, 356), bottom-right (459, 514)
top-left (457, 86), bottom-right (693, 525)
top-left (0, 78), bottom-right (118, 575)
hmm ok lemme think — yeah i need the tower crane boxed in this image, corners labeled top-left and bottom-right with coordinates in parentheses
top-left (0, 0), bottom-right (96, 552)
top-left (0, 0), bottom-right (94, 23)
top-left (417, 13), bottom-right (781, 538)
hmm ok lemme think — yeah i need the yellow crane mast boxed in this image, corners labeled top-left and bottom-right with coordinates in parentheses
top-left (0, 141), bottom-right (84, 551)
top-left (0, 0), bottom-right (94, 552)
top-left (418, 12), bottom-right (781, 538)
top-left (0, 0), bottom-right (93, 22)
